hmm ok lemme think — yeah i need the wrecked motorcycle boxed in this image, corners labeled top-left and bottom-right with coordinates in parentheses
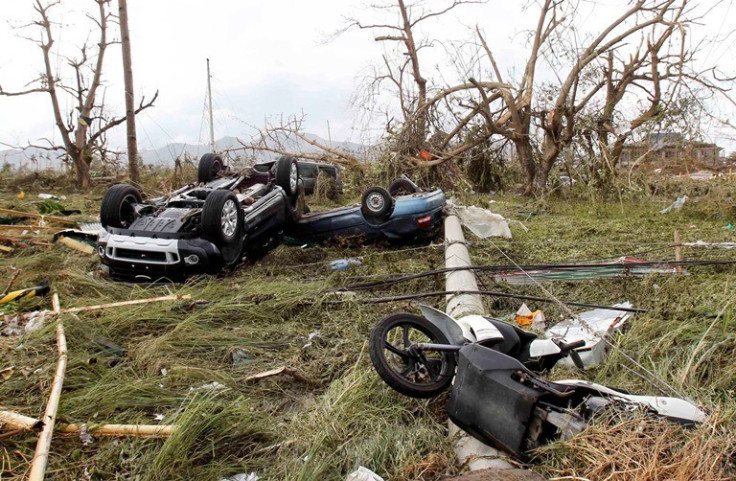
top-left (448, 343), bottom-right (705, 459)
top-left (368, 304), bottom-right (589, 398)
top-left (369, 306), bottom-right (705, 459)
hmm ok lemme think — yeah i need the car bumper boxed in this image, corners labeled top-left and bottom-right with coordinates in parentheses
top-left (97, 231), bottom-right (224, 280)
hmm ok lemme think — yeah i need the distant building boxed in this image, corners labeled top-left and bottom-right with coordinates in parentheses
top-left (619, 133), bottom-right (722, 168)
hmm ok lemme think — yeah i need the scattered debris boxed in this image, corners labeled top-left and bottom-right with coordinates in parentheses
top-left (220, 473), bottom-right (259, 481)
top-left (660, 195), bottom-right (688, 214)
top-left (244, 366), bottom-right (316, 385)
top-left (0, 207), bottom-right (77, 226)
top-left (0, 280), bottom-right (50, 305)
top-left (495, 256), bottom-right (680, 285)
top-left (231, 348), bottom-right (251, 366)
top-left (0, 366), bottom-right (14, 381)
top-left (56, 235), bottom-right (95, 255)
top-left (345, 467), bottom-right (384, 481)
top-left (330, 258), bottom-right (363, 271)
top-left (78, 424), bottom-right (94, 446)
top-left (38, 193), bottom-right (66, 201)
top-left (160, 367), bottom-right (168, 376)
top-left (453, 205), bottom-right (512, 239)
top-left (191, 381), bottom-right (228, 392)
top-left (514, 303), bottom-right (544, 328)
top-left (546, 302), bottom-right (635, 367)
top-left (684, 240), bottom-right (736, 249)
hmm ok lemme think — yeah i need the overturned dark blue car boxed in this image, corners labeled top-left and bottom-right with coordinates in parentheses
top-left (284, 178), bottom-right (445, 243)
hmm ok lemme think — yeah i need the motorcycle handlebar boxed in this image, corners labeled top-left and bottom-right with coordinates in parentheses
top-left (557, 339), bottom-right (586, 352)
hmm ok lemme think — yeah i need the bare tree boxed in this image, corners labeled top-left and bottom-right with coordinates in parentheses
top-left (0, 0), bottom-right (157, 188)
top-left (236, 115), bottom-right (365, 169)
top-left (347, 0), bottom-right (485, 156)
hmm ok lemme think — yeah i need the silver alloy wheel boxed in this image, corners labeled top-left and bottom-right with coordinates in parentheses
top-left (220, 199), bottom-right (238, 238)
top-left (289, 163), bottom-right (298, 194)
top-left (367, 192), bottom-right (385, 212)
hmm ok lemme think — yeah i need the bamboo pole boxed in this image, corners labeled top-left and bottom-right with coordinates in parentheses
top-left (60, 294), bottom-right (191, 313)
top-left (60, 423), bottom-right (176, 437)
top-left (0, 410), bottom-right (176, 437)
top-left (0, 209), bottom-right (77, 226)
top-left (27, 323), bottom-right (67, 481)
top-left (0, 411), bottom-right (43, 431)
top-left (674, 230), bottom-right (683, 274)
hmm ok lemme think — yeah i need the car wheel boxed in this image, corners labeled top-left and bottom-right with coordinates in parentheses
top-left (198, 153), bottom-right (225, 183)
top-left (287, 178), bottom-right (306, 222)
top-left (361, 186), bottom-right (394, 225)
top-left (275, 156), bottom-right (299, 199)
top-left (201, 189), bottom-right (243, 245)
top-left (388, 178), bottom-right (419, 196)
top-left (100, 183), bottom-right (142, 229)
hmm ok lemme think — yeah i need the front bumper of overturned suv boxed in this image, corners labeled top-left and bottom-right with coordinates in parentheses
top-left (97, 230), bottom-right (224, 280)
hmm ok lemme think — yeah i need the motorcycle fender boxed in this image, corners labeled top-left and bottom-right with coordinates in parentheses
top-left (418, 304), bottom-right (466, 346)
top-left (458, 314), bottom-right (504, 343)
top-left (528, 339), bottom-right (562, 358)
top-left (555, 379), bottom-right (707, 423)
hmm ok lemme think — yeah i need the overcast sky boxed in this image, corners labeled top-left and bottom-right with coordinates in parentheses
top-left (1, 0), bottom-right (735, 155)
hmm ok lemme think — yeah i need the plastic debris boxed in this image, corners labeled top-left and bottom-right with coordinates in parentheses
top-left (330, 258), bottom-right (362, 271)
top-left (454, 205), bottom-right (512, 239)
top-left (231, 348), bottom-right (250, 366)
top-left (153, 414), bottom-right (165, 421)
top-left (346, 467), bottom-right (385, 481)
top-left (660, 195), bottom-right (688, 214)
top-left (723, 224), bottom-right (734, 230)
top-left (191, 381), bottom-right (228, 392)
top-left (515, 303), bottom-right (544, 328)
top-left (79, 424), bottom-right (94, 446)
top-left (220, 473), bottom-right (259, 481)
top-left (545, 302), bottom-right (635, 367)
top-left (1, 311), bottom-right (47, 336)
top-left (38, 193), bottom-right (67, 200)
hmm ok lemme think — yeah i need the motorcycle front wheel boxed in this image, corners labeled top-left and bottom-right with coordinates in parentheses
top-left (369, 312), bottom-right (457, 398)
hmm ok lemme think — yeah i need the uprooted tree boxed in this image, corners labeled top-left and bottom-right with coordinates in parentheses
top-left (350, 0), bottom-right (734, 193)
top-left (0, 0), bottom-right (157, 188)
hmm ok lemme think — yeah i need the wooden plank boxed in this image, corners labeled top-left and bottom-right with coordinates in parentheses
top-left (57, 236), bottom-right (95, 255)
top-left (0, 208), bottom-right (77, 226)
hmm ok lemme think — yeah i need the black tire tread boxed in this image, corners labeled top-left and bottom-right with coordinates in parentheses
top-left (100, 183), bottom-right (142, 228)
top-left (369, 312), bottom-right (455, 398)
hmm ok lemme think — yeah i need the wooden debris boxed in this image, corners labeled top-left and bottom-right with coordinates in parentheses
top-left (0, 245), bottom-right (13, 253)
top-left (0, 208), bottom-right (77, 226)
top-left (0, 225), bottom-right (56, 231)
top-left (2, 268), bottom-right (21, 294)
top-left (60, 423), bottom-right (177, 437)
top-left (60, 294), bottom-right (192, 314)
top-left (244, 366), bottom-right (317, 385)
top-left (28, 323), bottom-right (68, 481)
top-left (0, 410), bottom-right (176, 437)
top-left (0, 410), bottom-right (44, 431)
top-left (56, 236), bottom-right (95, 255)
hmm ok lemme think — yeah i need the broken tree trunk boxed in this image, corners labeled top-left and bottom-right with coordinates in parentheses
top-left (27, 323), bottom-right (67, 481)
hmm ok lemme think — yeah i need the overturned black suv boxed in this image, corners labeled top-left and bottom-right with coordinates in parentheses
top-left (97, 154), bottom-right (302, 280)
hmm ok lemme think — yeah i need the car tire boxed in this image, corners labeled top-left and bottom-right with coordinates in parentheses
top-left (100, 183), bottom-right (142, 229)
top-left (201, 189), bottom-right (243, 245)
top-left (275, 156), bottom-right (299, 199)
top-left (361, 186), bottom-right (394, 225)
top-left (287, 178), bottom-right (306, 222)
top-left (198, 153), bottom-right (225, 183)
top-left (388, 178), bottom-right (419, 196)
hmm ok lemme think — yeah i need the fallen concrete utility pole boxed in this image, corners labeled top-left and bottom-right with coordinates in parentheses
top-left (444, 213), bottom-right (514, 471)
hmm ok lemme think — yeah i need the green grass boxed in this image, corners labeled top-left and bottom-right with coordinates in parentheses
top-left (1, 174), bottom-right (736, 479)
